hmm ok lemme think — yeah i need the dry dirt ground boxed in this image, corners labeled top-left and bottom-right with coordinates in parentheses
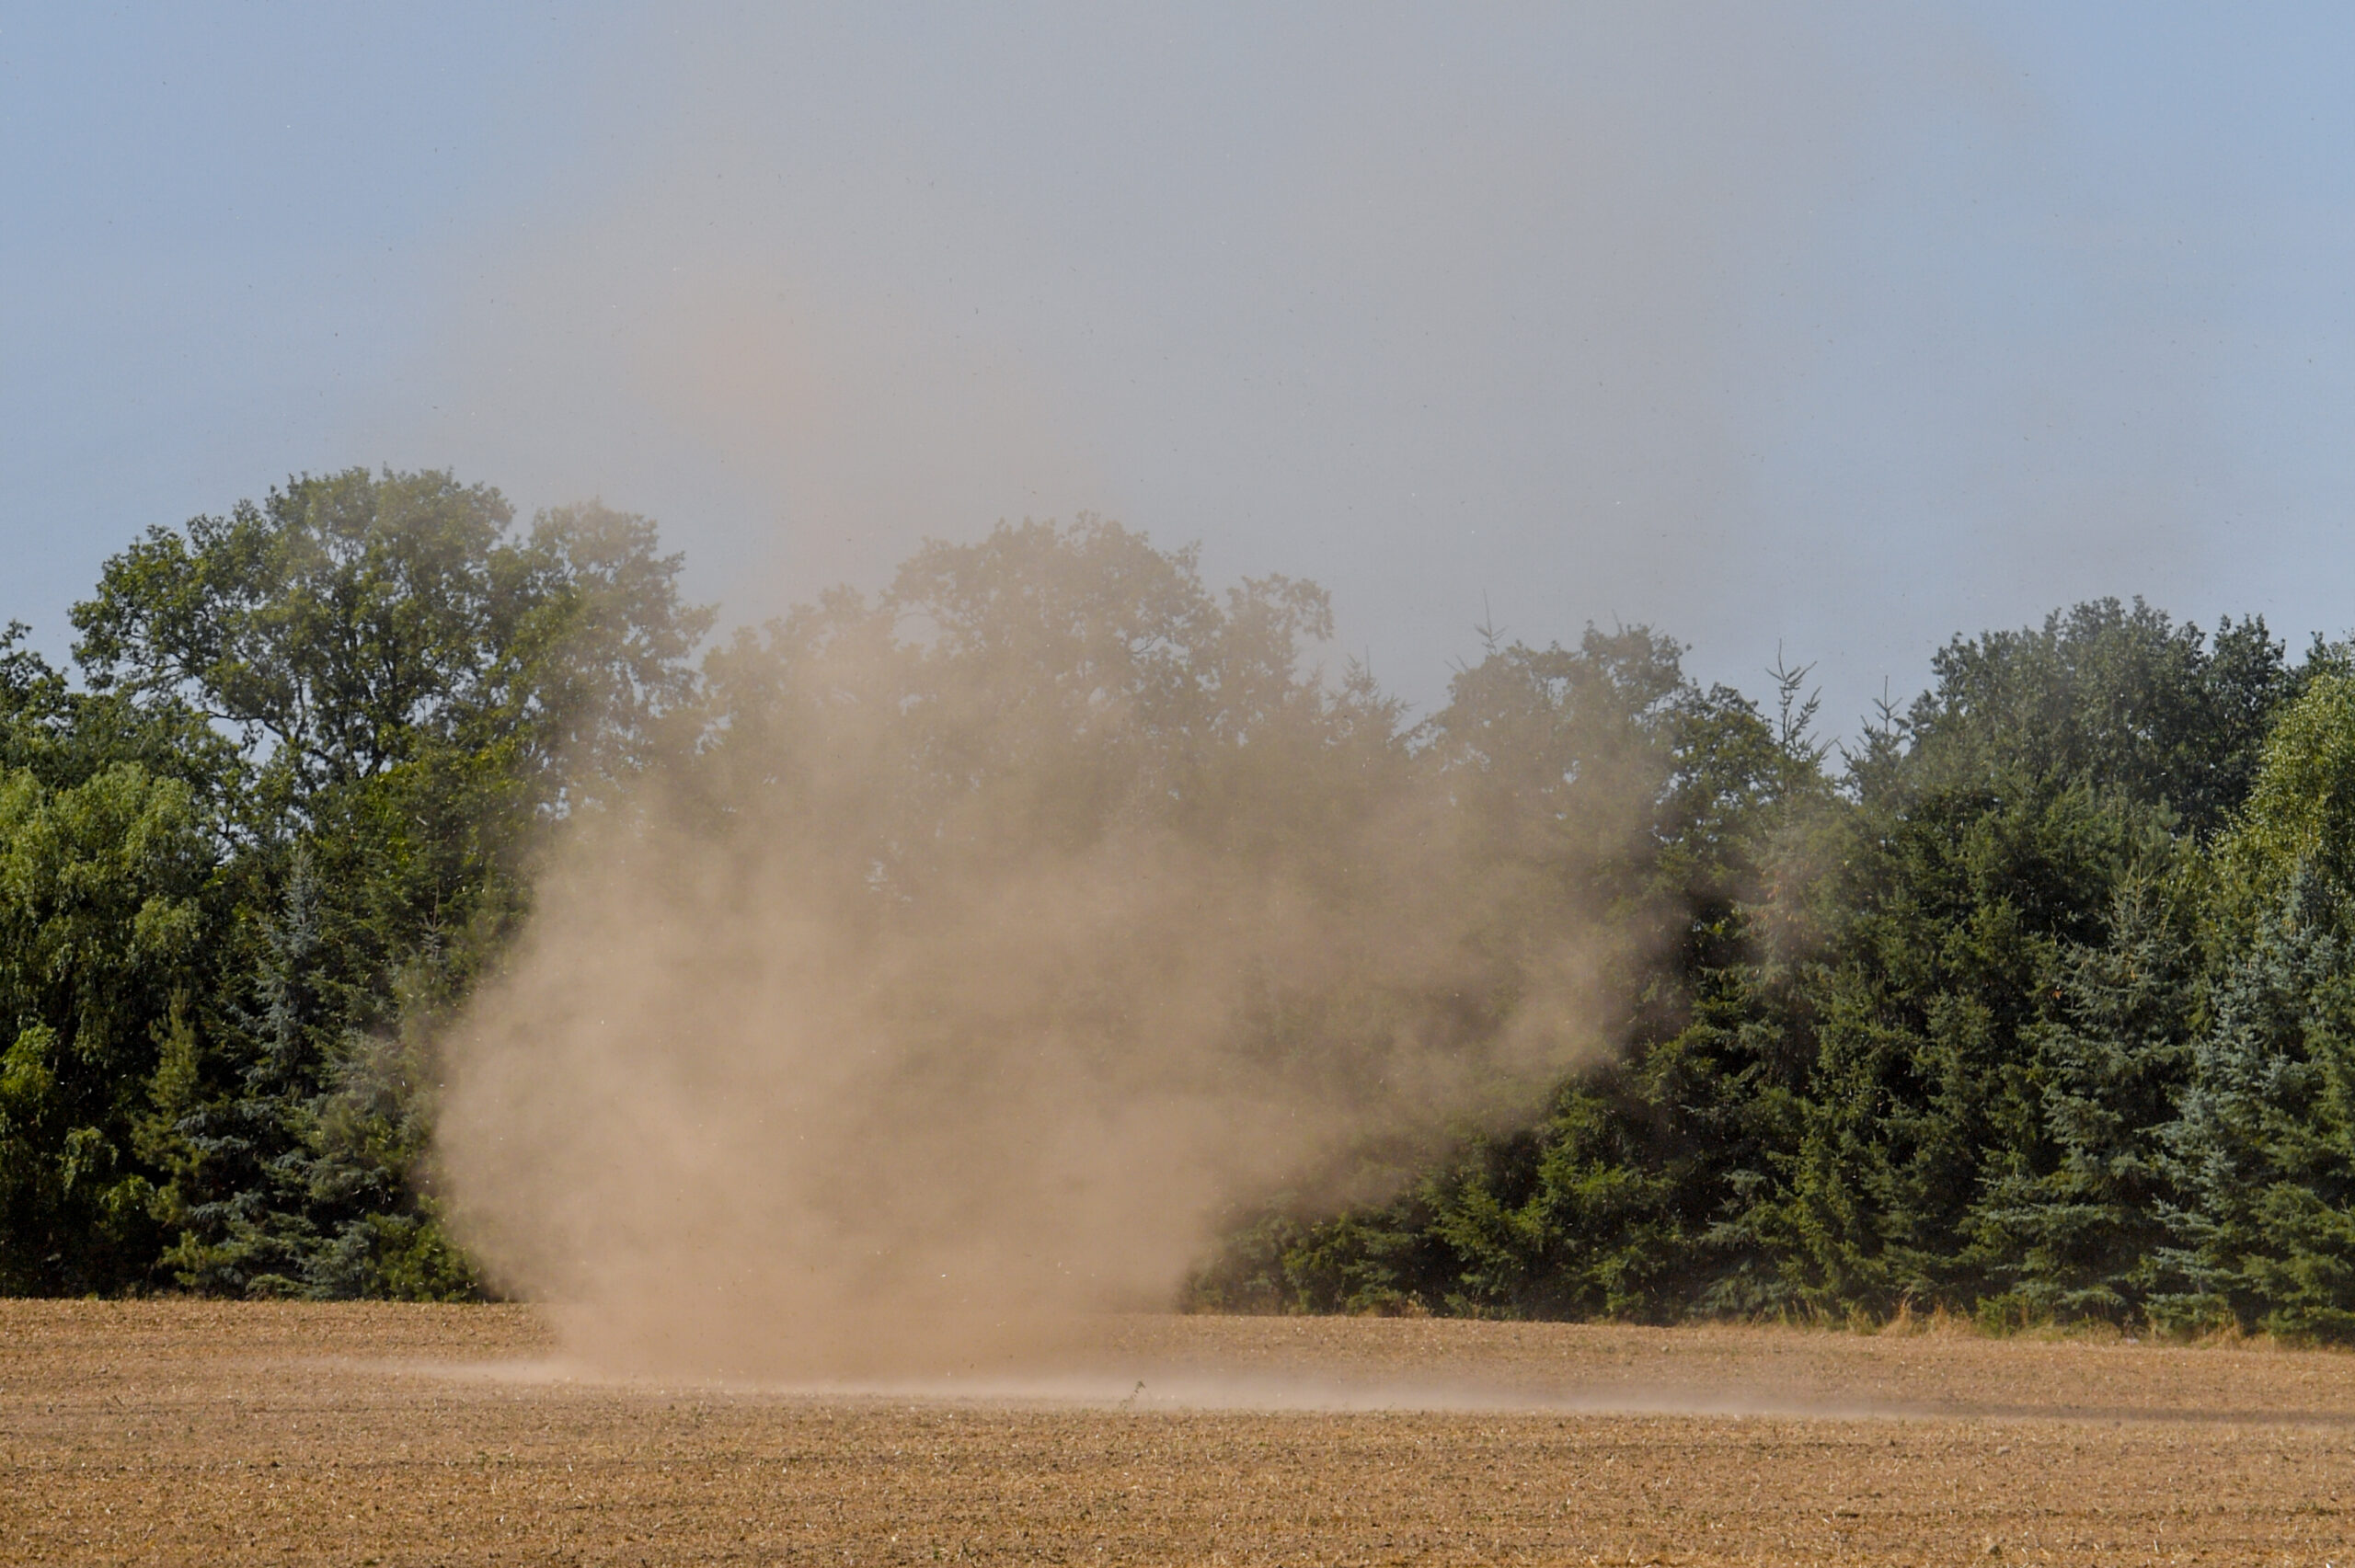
top-left (5, 1301), bottom-right (2353, 1565)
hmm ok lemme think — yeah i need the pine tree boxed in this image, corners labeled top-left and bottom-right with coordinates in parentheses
top-left (1970, 872), bottom-right (2199, 1321)
top-left (152, 845), bottom-right (328, 1293)
top-left (2153, 867), bottom-right (2355, 1337)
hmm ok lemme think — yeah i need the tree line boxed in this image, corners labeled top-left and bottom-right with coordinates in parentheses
top-left (6, 468), bottom-right (2354, 1338)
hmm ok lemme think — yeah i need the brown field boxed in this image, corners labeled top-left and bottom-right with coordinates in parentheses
top-left (5, 1301), bottom-right (2352, 1565)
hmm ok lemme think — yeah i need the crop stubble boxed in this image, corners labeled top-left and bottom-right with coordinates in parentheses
top-left (3, 1301), bottom-right (2350, 1564)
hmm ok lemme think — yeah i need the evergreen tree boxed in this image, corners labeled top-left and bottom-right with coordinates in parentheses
top-left (2153, 867), bottom-right (2355, 1336)
top-left (1970, 871), bottom-right (2200, 1321)
top-left (17, 489), bottom-right (2355, 1333)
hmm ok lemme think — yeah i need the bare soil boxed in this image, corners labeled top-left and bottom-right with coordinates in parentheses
top-left (5, 1300), bottom-right (2352, 1564)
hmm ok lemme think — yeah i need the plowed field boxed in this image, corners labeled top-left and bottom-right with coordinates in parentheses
top-left (5, 1301), bottom-right (2351, 1564)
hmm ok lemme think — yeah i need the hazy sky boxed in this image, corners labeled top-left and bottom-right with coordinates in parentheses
top-left (8, 4), bottom-right (2355, 727)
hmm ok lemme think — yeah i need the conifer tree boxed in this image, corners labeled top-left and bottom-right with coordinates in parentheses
top-left (2154, 867), bottom-right (2355, 1335)
top-left (1970, 872), bottom-right (2200, 1320)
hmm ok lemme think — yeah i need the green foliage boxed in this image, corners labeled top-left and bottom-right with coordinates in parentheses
top-left (1897, 599), bottom-right (2292, 834)
top-left (1969, 871), bottom-right (2202, 1321)
top-left (0, 467), bottom-right (707, 1298)
top-left (1191, 628), bottom-right (1832, 1317)
top-left (0, 761), bottom-right (214, 1291)
top-left (13, 472), bottom-right (2355, 1337)
top-left (1777, 779), bottom-right (2155, 1310)
top-left (1210, 598), bottom-right (2355, 1338)
top-left (2151, 869), bottom-right (2355, 1337)
top-left (2212, 673), bottom-right (2355, 913)
top-left (2140, 673), bottom-right (2355, 1337)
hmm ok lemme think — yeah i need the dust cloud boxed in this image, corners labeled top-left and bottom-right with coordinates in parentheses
top-left (438, 521), bottom-right (1645, 1378)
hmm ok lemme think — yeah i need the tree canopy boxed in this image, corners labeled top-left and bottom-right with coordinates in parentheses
top-left (6, 476), bottom-right (2355, 1341)
top-left (2, 469), bottom-right (707, 1296)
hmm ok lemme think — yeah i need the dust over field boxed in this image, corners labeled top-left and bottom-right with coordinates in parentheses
top-left (6, 1303), bottom-right (2352, 1565)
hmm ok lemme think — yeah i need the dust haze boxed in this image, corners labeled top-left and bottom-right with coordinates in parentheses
top-left (440, 523), bottom-right (1644, 1376)
top-left (416, 6), bottom-right (2264, 1380)
top-left (383, 3), bottom-right (2242, 728)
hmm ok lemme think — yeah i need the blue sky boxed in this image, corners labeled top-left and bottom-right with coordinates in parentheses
top-left (7, 4), bottom-right (2355, 726)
